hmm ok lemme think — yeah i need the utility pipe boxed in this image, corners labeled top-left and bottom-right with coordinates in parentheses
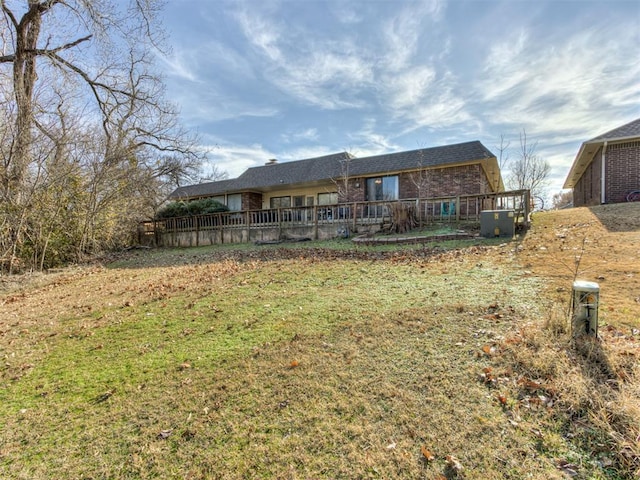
top-left (601, 141), bottom-right (607, 204)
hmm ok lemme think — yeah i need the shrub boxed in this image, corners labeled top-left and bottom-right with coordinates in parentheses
top-left (156, 199), bottom-right (229, 219)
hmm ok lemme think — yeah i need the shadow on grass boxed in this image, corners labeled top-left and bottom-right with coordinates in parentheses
top-left (587, 203), bottom-right (640, 233)
top-left (570, 334), bottom-right (640, 476)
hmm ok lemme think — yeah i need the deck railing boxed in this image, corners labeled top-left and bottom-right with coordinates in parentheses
top-left (139, 190), bottom-right (530, 244)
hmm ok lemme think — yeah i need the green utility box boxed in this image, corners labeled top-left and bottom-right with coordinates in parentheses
top-left (480, 210), bottom-right (515, 238)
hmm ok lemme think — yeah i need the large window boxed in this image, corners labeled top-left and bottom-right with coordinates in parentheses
top-left (366, 176), bottom-right (398, 201)
top-left (270, 196), bottom-right (291, 208)
top-left (293, 195), bottom-right (305, 207)
top-left (227, 194), bottom-right (242, 211)
top-left (317, 192), bottom-right (337, 205)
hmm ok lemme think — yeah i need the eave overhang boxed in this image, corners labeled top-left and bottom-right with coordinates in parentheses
top-left (563, 133), bottom-right (640, 189)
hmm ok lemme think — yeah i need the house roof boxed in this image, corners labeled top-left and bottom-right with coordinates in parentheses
top-left (170, 140), bottom-right (500, 199)
top-left (563, 118), bottom-right (640, 189)
top-left (169, 178), bottom-right (241, 199)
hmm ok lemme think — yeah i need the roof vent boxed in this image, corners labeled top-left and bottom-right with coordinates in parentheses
top-left (266, 158), bottom-right (278, 165)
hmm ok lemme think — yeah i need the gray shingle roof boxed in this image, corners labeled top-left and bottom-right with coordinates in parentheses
top-left (347, 141), bottom-right (494, 177)
top-left (589, 117), bottom-right (640, 142)
top-left (169, 178), bottom-right (242, 199)
top-left (234, 152), bottom-right (355, 189)
top-left (170, 140), bottom-right (496, 199)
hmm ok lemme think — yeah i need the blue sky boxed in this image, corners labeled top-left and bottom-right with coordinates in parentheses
top-left (158, 0), bottom-right (640, 198)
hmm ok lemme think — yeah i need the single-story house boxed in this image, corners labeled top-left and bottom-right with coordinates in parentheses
top-left (564, 118), bottom-right (640, 206)
top-left (170, 140), bottom-right (504, 211)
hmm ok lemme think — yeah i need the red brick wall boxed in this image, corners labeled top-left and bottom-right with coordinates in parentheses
top-left (399, 164), bottom-right (492, 198)
top-left (574, 142), bottom-right (640, 206)
top-left (604, 141), bottom-right (640, 203)
top-left (339, 178), bottom-right (366, 203)
top-left (242, 192), bottom-right (262, 210)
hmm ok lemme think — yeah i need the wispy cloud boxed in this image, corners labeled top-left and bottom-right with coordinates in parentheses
top-left (281, 128), bottom-right (319, 144)
top-left (161, 0), bottom-right (640, 199)
top-left (157, 47), bottom-right (199, 82)
top-left (381, 0), bottom-right (445, 72)
top-left (477, 22), bottom-right (640, 137)
top-left (201, 142), bottom-right (275, 178)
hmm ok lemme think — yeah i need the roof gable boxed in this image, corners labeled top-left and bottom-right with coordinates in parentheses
top-left (563, 117), bottom-right (640, 189)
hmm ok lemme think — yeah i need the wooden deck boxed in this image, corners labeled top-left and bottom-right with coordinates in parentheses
top-left (138, 190), bottom-right (530, 247)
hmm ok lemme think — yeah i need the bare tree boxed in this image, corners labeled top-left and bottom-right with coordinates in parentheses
top-left (0, 1), bottom-right (203, 271)
top-left (496, 134), bottom-right (510, 171)
top-left (506, 129), bottom-right (550, 201)
top-left (332, 154), bottom-right (357, 203)
top-left (552, 190), bottom-right (573, 209)
top-left (199, 163), bottom-right (229, 184)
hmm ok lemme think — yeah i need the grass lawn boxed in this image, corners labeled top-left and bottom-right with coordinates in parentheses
top-left (0, 205), bottom-right (638, 479)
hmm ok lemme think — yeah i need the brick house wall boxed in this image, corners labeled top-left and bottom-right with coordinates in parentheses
top-left (573, 141), bottom-right (640, 206)
top-left (242, 192), bottom-right (262, 211)
top-left (338, 164), bottom-right (492, 203)
top-left (399, 164), bottom-right (491, 199)
top-left (604, 141), bottom-right (640, 203)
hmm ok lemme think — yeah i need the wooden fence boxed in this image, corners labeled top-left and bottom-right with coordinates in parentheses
top-left (138, 190), bottom-right (530, 247)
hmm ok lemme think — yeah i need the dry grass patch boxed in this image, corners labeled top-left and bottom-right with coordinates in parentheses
top-left (491, 204), bottom-right (640, 479)
top-left (1, 252), bottom-right (573, 479)
top-left (1, 205), bottom-right (638, 478)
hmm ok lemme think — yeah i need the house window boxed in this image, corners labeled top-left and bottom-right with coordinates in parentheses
top-left (366, 176), bottom-right (398, 201)
top-left (441, 200), bottom-right (456, 216)
top-left (227, 194), bottom-right (242, 211)
top-left (211, 195), bottom-right (225, 204)
top-left (293, 195), bottom-right (305, 207)
top-left (270, 196), bottom-right (291, 208)
top-left (317, 192), bottom-right (337, 205)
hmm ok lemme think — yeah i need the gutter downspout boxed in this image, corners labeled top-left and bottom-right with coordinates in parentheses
top-left (601, 141), bottom-right (607, 204)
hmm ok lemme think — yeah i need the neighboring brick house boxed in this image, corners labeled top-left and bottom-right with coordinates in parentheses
top-left (564, 118), bottom-right (640, 206)
top-left (170, 140), bottom-right (504, 210)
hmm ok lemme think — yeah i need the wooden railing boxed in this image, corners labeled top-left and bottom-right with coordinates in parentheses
top-left (139, 190), bottom-right (530, 244)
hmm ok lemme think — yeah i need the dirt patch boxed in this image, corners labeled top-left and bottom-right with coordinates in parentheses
top-left (515, 203), bottom-right (640, 329)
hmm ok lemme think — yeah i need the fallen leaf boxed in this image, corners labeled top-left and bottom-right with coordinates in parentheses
top-left (420, 445), bottom-right (435, 461)
top-left (446, 455), bottom-right (463, 472)
top-left (518, 378), bottom-right (544, 391)
top-left (481, 344), bottom-right (497, 356)
top-left (498, 394), bottom-right (508, 406)
top-left (289, 360), bottom-right (299, 368)
top-left (157, 429), bottom-right (172, 439)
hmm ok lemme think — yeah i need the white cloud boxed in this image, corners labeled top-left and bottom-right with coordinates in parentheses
top-left (348, 119), bottom-right (402, 153)
top-left (201, 143), bottom-right (275, 178)
top-left (477, 22), bottom-right (640, 137)
top-left (384, 66), bottom-right (437, 110)
top-left (281, 128), bottom-right (319, 144)
top-left (233, 8), bottom-right (283, 62)
top-left (381, 0), bottom-right (445, 72)
top-left (157, 48), bottom-right (199, 82)
top-left (278, 146), bottom-right (343, 162)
